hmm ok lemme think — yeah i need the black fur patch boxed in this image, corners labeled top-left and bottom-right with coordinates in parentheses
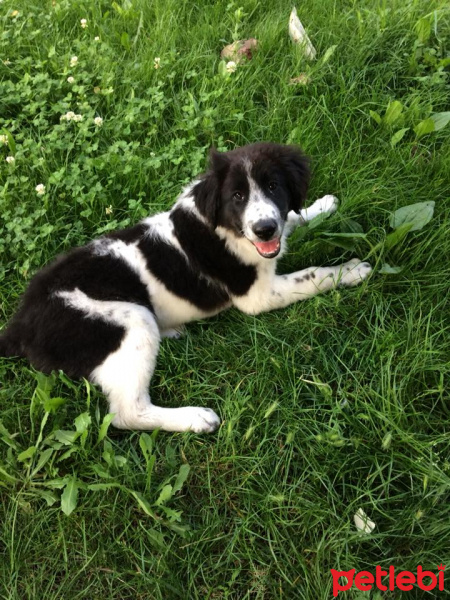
top-left (138, 233), bottom-right (231, 312)
top-left (170, 207), bottom-right (256, 296)
top-left (107, 223), bottom-right (149, 244)
top-left (1, 244), bottom-right (154, 376)
top-left (50, 247), bottom-right (153, 310)
top-left (16, 298), bottom-right (125, 378)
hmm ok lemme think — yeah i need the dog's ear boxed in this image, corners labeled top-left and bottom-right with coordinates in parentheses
top-left (193, 148), bottom-right (229, 228)
top-left (279, 146), bottom-right (311, 214)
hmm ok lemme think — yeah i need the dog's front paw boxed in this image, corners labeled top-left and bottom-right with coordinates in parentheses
top-left (186, 407), bottom-right (221, 433)
top-left (339, 259), bottom-right (372, 287)
top-left (314, 194), bottom-right (339, 215)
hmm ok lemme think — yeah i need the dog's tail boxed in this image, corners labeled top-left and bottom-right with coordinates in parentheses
top-left (0, 326), bottom-right (23, 358)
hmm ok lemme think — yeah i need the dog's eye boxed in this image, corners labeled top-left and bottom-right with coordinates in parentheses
top-left (268, 181), bottom-right (278, 192)
top-left (233, 192), bottom-right (244, 202)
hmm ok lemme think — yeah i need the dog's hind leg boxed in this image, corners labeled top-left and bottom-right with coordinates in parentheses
top-left (90, 304), bottom-right (219, 433)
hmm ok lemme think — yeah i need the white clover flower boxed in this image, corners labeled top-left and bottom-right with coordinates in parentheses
top-left (6, 156), bottom-right (15, 164)
top-left (94, 116), bottom-right (103, 127)
top-left (0, 134), bottom-right (8, 145)
top-left (153, 57), bottom-right (161, 69)
top-left (60, 111), bottom-right (76, 121)
top-left (94, 36), bottom-right (100, 41)
top-left (73, 114), bottom-right (83, 122)
top-left (226, 61), bottom-right (237, 73)
top-left (35, 184), bottom-right (46, 196)
top-left (80, 18), bottom-right (87, 29)
top-left (67, 76), bottom-right (75, 84)
top-left (3, 59), bottom-right (11, 66)
top-left (70, 56), bottom-right (78, 67)
top-left (105, 205), bottom-right (113, 215)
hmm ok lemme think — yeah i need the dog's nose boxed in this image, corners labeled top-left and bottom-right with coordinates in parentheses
top-left (252, 219), bottom-right (278, 241)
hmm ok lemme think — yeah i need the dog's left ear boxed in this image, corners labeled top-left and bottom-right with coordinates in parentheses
top-left (193, 148), bottom-right (229, 228)
top-left (279, 146), bottom-right (311, 214)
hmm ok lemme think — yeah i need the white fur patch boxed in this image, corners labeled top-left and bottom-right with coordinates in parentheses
top-left (56, 288), bottom-right (220, 432)
top-left (242, 169), bottom-right (282, 242)
top-left (92, 213), bottom-right (219, 330)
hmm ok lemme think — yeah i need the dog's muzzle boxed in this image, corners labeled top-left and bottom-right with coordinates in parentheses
top-left (251, 219), bottom-right (281, 258)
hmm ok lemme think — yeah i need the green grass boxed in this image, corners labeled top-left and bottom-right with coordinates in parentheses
top-left (1, 0), bottom-right (449, 598)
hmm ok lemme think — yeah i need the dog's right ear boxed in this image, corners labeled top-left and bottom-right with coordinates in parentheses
top-left (193, 148), bottom-right (229, 228)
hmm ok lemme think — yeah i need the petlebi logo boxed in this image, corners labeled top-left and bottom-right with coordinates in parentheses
top-left (330, 564), bottom-right (445, 596)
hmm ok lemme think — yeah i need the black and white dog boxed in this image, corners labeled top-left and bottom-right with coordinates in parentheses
top-left (0, 143), bottom-right (371, 433)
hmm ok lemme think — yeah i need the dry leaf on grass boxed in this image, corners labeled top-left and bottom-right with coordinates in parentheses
top-left (289, 73), bottom-right (311, 85)
top-left (289, 7), bottom-right (316, 60)
top-left (221, 38), bottom-right (258, 64)
top-left (353, 508), bottom-right (376, 534)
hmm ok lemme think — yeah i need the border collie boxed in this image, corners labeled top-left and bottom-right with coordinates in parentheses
top-left (0, 143), bottom-right (371, 433)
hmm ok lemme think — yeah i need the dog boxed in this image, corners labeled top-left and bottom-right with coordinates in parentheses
top-left (0, 143), bottom-right (372, 433)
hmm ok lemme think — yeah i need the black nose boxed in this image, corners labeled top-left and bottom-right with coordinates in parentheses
top-left (252, 219), bottom-right (278, 241)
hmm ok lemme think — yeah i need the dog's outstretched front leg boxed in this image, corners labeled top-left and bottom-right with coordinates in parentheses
top-left (233, 259), bottom-right (372, 315)
top-left (285, 194), bottom-right (338, 235)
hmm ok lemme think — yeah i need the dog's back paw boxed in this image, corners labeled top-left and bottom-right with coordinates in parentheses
top-left (160, 326), bottom-right (186, 339)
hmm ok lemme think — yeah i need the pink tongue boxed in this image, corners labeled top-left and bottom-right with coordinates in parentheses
top-left (254, 239), bottom-right (280, 254)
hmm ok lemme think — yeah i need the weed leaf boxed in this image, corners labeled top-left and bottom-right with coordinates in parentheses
top-left (384, 223), bottom-right (413, 250)
top-left (322, 232), bottom-right (367, 239)
top-left (0, 420), bottom-right (18, 450)
top-left (414, 118), bottom-right (434, 138)
top-left (391, 128), bottom-right (409, 147)
top-left (98, 413), bottom-right (115, 443)
top-left (384, 101), bottom-right (403, 126)
top-left (61, 476), bottom-right (79, 515)
top-left (139, 432), bottom-right (154, 459)
top-left (340, 218), bottom-right (364, 234)
top-left (17, 445), bottom-right (37, 462)
top-left (389, 201), bottom-right (434, 231)
top-left (380, 263), bottom-right (403, 274)
top-left (54, 430), bottom-right (79, 445)
top-left (323, 237), bottom-right (357, 251)
top-left (0, 466), bottom-right (18, 484)
top-left (173, 464), bottom-right (191, 494)
top-left (88, 482), bottom-right (122, 491)
top-left (33, 489), bottom-right (58, 506)
top-left (145, 528), bottom-right (166, 550)
top-left (120, 32), bottom-right (130, 51)
top-left (130, 491), bottom-right (158, 518)
top-left (307, 212), bottom-right (331, 230)
top-left (155, 484), bottom-right (173, 506)
top-left (31, 448), bottom-right (54, 477)
top-left (43, 396), bottom-right (66, 413)
top-left (369, 110), bottom-right (381, 125)
top-left (431, 112), bottom-right (450, 132)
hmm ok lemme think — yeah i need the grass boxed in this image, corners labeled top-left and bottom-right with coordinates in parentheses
top-left (0, 0), bottom-right (449, 598)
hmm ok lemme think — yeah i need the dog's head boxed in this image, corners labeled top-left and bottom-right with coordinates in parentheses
top-left (193, 142), bottom-right (310, 258)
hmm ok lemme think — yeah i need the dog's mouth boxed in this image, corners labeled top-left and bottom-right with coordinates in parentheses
top-left (252, 238), bottom-right (281, 258)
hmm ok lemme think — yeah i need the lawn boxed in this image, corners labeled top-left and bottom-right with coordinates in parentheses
top-left (0, 0), bottom-right (449, 598)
